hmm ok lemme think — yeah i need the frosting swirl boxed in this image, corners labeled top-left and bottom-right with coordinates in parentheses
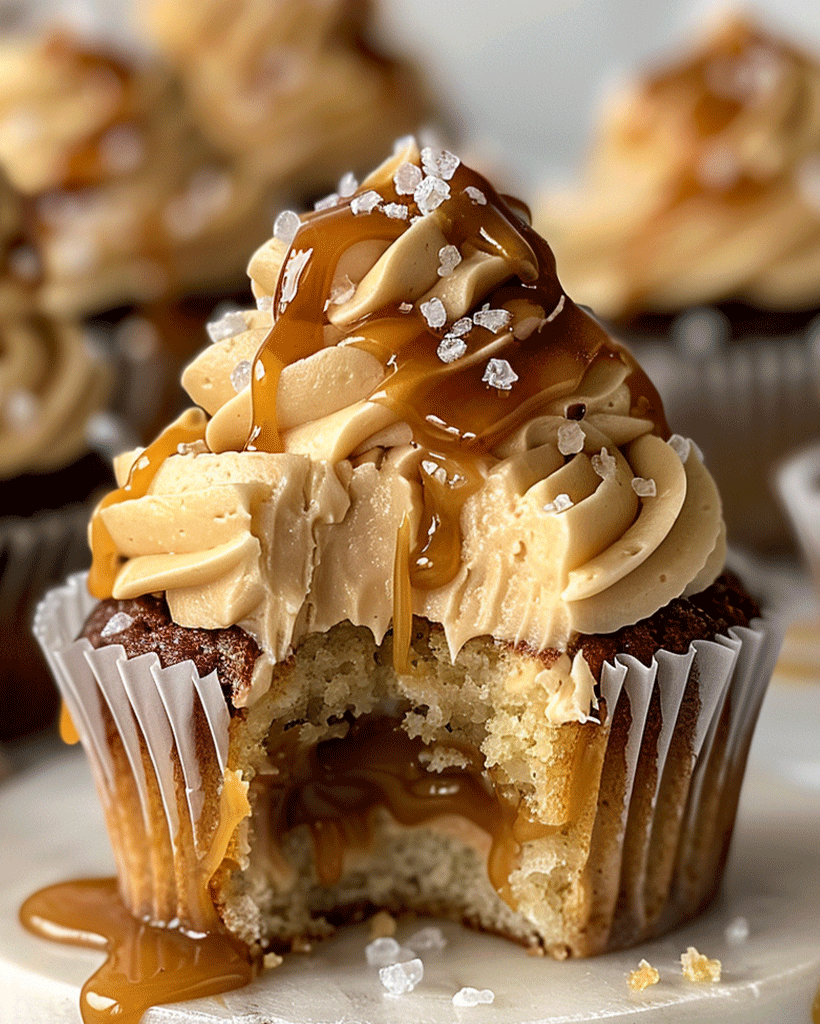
top-left (89, 142), bottom-right (725, 710)
top-left (537, 15), bottom-right (820, 318)
top-left (0, 33), bottom-right (269, 316)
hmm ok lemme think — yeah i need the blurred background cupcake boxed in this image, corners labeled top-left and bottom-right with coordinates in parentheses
top-left (537, 12), bottom-right (820, 551)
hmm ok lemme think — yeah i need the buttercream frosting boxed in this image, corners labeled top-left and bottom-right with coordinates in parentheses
top-left (537, 14), bottom-right (820, 318)
top-left (88, 141), bottom-right (726, 717)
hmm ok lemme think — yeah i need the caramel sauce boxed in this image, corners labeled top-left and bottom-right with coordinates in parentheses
top-left (20, 878), bottom-right (256, 1024)
top-left (59, 701), bottom-right (80, 745)
top-left (266, 715), bottom-right (527, 906)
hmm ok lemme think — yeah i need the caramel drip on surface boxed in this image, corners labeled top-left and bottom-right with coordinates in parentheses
top-left (59, 702), bottom-right (80, 745)
top-left (20, 878), bottom-right (256, 1024)
top-left (246, 162), bottom-right (667, 591)
top-left (267, 715), bottom-right (538, 907)
top-left (88, 408), bottom-right (207, 598)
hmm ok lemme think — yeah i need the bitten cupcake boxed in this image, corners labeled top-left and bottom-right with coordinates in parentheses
top-left (537, 13), bottom-right (820, 549)
top-left (30, 142), bottom-right (780, 1022)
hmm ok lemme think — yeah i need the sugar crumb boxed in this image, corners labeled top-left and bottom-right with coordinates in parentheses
top-left (453, 987), bottom-right (494, 1007)
top-left (681, 946), bottom-right (721, 983)
top-left (627, 959), bottom-right (659, 992)
top-left (379, 958), bottom-right (423, 995)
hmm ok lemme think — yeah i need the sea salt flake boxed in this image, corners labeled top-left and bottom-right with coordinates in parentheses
top-left (337, 171), bottom-right (358, 197)
top-left (668, 434), bottom-right (691, 462)
top-left (631, 476), bottom-right (657, 498)
top-left (627, 959), bottom-right (660, 992)
top-left (177, 440), bottom-right (206, 456)
top-left (725, 916), bottom-right (750, 944)
top-left (329, 275), bottom-right (356, 305)
top-left (543, 493), bottom-right (573, 514)
top-left (464, 185), bottom-right (486, 205)
top-left (473, 307), bottom-right (512, 333)
top-left (394, 161), bottom-right (422, 195)
top-left (351, 190), bottom-right (383, 215)
top-left (398, 302), bottom-right (413, 313)
top-left (557, 421), bottom-right (584, 456)
top-left (451, 317), bottom-right (472, 337)
top-left (421, 146), bottom-right (460, 180)
top-left (100, 612), bottom-right (134, 638)
top-left (273, 209), bottom-right (300, 245)
top-left (407, 926), bottom-right (446, 951)
top-left (3, 389), bottom-right (38, 430)
top-left (437, 244), bottom-right (462, 277)
top-left (421, 460), bottom-right (447, 484)
top-left (231, 360), bottom-right (252, 392)
top-left (365, 937), bottom-right (401, 967)
top-left (592, 447), bottom-right (617, 480)
top-left (453, 987), bottom-right (494, 1007)
top-left (256, 294), bottom-right (274, 313)
top-left (379, 958), bottom-right (423, 995)
top-left (437, 334), bottom-right (467, 363)
top-left (681, 946), bottom-right (721, 984)
top-left (383, 202), bottom-right (409, 220)
top-left (206, 310), bottom-right (246, 343)
top-left (136, 455), bottom-right (150, 470)
top-left (420, 297), bottom-right (447, 329)
top-left (482, 358), bottom-right (518, 390)
top-left (414, 175), bottom-right (450, 215)
top-left (279, 248), bottom-right (313, 312)
top-left (314, 192), bottom-right (340, 211)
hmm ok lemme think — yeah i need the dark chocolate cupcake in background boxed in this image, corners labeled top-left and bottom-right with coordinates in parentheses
top-left (537, 13), bottom-right (820, 550)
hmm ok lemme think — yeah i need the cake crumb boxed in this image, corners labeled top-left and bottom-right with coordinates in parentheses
top-left (526, 944), bottom-right (545, 957)
top-left (453, 986), bottom-right (494, 1006)
top-left (627, 958), bottom-right (659, 992)
top-left (263, 952), bottom-right (283, 969)
top-left (379, 958), bottom-right (423, 995)
top-left (369, 911), bottom-right (397, 939)
top-left (681, 946), bottom-right (722, 983)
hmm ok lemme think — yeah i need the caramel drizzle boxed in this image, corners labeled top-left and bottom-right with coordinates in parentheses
top-left (246, 162), bottom-right (667, 592)
top-left (20, 878), bottom-right (256, 1024)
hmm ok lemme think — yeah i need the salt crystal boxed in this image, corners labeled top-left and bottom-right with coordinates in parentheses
top-left (394, 162), bottom-right (423, 195)
top-left (421, 460), bottom-right (447, 484)
top-left (557, 421), bottom-right (584, 456)
top-left (452, 987), bottom-right (494, 1007)
top-left (451, 317), bottom-right (472, 337)
top-left (482, 358), bottom-right (518, 390)
top-left (631, 476), bottom-right (657, 498)
top-left (407, 926), bottom-right (446, 951)
top-left (725, 916), bottom-right (750, 944)
top-left (383, 202), bottom-right (409, 220)
top-left (437, 334), bottom-right (467, 363)
top-left (206, 310), bottom-right (246, 343)
top-left (279, 248), bottom-right (313, 312)
top-left (379, 958), bottom-right (424, 995)
top-left (3, 389), bottom-right (38, 430)
top-left (136, 455), bottom-right (150, 470)
top-left (437, 244), bottom-right (462, 277)
top-left (351, 190), bottom-right (382, 216)
top-left (273, 209), bottom-right (301, 245)
top-left (544, 493), bottom-right (573, 514)
top-left (255, 361), bottom-right (265, 380)
top-left (414, 175), bottom-right (450, 215)
top-left (464, 186), bottom-right (486, 205)
top-left (420, 146), bottom-right (460, 180)
top-left (329, 275), bottom-right (356, 305)
top-left (337, 171), bottom-right (358, 197)
top-left (473, 307), bottom-right (512, 333)
top-left (365, 937), bottom-right (401, 967)
top-left (398, 302), bottom-right (413, 313)
top-left (100, 612), bottom-right (134, 638)
top-left (176, 441), bottom-right (203, 456)
top-left (256, 294), bottom-right (274, 313)
top-left (591, 447), bottom-right (617, 480)
top-left (231, 360), bottom-right (252, 392)
top-left (420, 297), bottom-right (447, 329)
top-left (314, 192), bottom-right (340, 211)
top-left (668, 434), bottom-right (691, 463)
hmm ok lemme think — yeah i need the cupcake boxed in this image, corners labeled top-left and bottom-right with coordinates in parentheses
top-left (30, 142), bottom-right (780, 1020)
top-left (536, 13), bottom-right (820, 550)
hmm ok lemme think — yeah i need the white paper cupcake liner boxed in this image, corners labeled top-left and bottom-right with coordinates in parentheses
top-left (34, 572), bottom-right (781, 953)
top-left (637, 332), bottom-right (820, 551)
top-left (775, 440), bottom-right (820, 590)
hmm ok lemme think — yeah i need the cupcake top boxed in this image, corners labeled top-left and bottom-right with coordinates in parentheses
top-left (0, 33), bottom-right (268, 316)
top-left (141, 0), bottom-right (431, 187)
top-left (88, 141), bottom-right (725, 711)
top-left (537, 14), bottom-right (820, 319)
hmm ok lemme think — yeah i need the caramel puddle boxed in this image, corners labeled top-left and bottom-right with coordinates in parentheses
top-left (20, 878), bottom-right (256, 1024)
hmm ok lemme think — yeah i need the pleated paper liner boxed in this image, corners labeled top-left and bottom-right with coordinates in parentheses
top-left (35, 572), bottom-right (781, 953)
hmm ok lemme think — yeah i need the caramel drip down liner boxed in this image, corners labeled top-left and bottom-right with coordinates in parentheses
top-left (35, 573), bottom-right (780, 953)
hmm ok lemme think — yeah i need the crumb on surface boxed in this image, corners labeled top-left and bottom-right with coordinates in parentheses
top-left (627, 958), bottom-right (660, 992)
top-left (681, 946), bottom-right (722, 983)
top-left (369, 910), bottom-right (397, 939)
top-left (263, 951), bottom-right (283, 969)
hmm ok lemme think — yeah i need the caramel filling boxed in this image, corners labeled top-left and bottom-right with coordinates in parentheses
top-left (20, 878), bottom-right (256, 1024)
